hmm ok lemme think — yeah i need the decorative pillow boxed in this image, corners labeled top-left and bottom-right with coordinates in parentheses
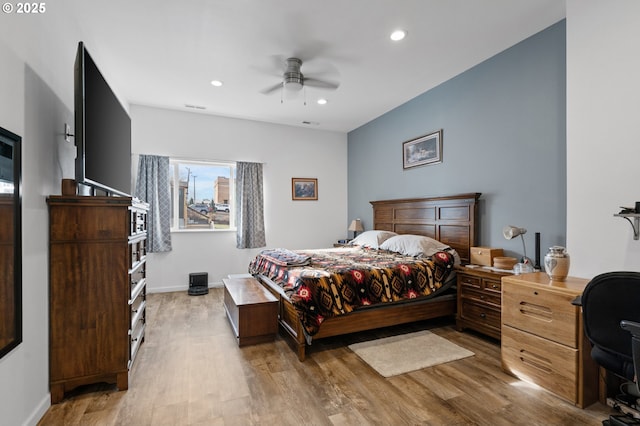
top-left (349, 230), bottom-right (397, 249)
top-left (379, 234), bottom-right (451, 258)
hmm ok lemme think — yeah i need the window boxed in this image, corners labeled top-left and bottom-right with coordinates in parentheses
top-left (169, 159), bottom-right (236, 231)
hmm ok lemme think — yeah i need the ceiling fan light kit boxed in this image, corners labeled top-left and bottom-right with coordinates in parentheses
top-left (261, 56), bottom-right (339, 96)
top-left (390, 29), bottom-right (407, 41)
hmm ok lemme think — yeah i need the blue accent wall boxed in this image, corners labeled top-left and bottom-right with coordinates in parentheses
top-left (347, 20), bottom-right (566, 261)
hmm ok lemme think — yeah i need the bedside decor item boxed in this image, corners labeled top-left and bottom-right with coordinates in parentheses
top-left (534, 232), bottom-right (541, 270)
top-left (493, 256), bottom-right (518, 270)
top-left (470, 246), bottom-right (503, 266)
top-left (513, 262), bottom-right (534, 275)
top-left (61, 178), bottom-right (76, 196)
top-left (291, 177), bottom-right (317, 200)
top-left (544, 246), bottom-right (570, 281)
top-left (502, 225), bottom-right (531, 265)
top-left (402, 129), bottom-right (443, 169)
top-left (348, 218), bottom-right (364, 239)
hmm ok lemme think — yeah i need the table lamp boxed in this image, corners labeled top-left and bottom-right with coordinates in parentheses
top-left (348, 218), bottom-right (364, 239)
top-left (503, 225), bottom-right (531, 265)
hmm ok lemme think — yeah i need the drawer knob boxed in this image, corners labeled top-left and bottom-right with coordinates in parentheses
top-left (533, 291), bottom-right (538, 295)
top-left (491, 284), bottom-right (498, 289)
top-left (480, 313), bottom-right (486, 319)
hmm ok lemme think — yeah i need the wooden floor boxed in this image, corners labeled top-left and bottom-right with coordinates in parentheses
top-left (38, 288), bottom-right (616, 425)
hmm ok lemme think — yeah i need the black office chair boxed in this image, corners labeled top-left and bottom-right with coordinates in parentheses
top-left (580, 272), bottom-right (640, 425)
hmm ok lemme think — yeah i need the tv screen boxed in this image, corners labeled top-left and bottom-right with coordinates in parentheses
top-left (75, 41), bottom-right (131, 196)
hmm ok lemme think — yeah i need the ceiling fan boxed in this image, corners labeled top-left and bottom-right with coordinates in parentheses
top-left (260, 57), bottom-right (340, 95)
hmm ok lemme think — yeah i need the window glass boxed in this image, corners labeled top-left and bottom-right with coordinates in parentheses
top-left (169, 159), bottom-right (236, 231)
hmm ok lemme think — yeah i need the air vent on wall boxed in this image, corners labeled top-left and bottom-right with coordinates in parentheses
top-left (185, 104), bottom-right (206, 110)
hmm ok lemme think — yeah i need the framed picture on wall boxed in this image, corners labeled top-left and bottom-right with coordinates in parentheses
top-left (402, 129), bottom-right (443, 169)
top-left (292, 178), bottom-right (318, 200)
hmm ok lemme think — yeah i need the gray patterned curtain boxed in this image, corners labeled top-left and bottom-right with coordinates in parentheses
top-left (135, 155), bottom-right (172, 252)
top-left (236, 162), bottom-right (266, 249)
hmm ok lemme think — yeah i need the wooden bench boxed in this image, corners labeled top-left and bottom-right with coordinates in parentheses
top-left (222, 276), bottom-right (278, 346)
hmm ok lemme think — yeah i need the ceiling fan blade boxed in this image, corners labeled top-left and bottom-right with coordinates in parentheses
top-left (304, 77), bottom-right (339, 90)
top-left (260, 82), bottom-right (283, 95)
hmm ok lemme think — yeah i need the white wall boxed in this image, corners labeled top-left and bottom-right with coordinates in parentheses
top-left (0, 4), bottom-right (81, 425)
top-left (566, 0), bottom-right (640, 278)
top-left (131, 105), bottom-right (348, 292)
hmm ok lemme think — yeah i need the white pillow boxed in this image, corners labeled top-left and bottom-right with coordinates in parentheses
top-left (379, 234), bottom-right (451, 257)
top-left (349, 230), bottom-right (397, 249)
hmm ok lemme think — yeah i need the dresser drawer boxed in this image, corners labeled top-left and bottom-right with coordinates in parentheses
top-left (483, 279), bottom-right (501, 293)
top-left (460, 286), bottom-right (501, 307)
top-left (130, 292), bottom-right (146, 329)
top-left (458, 273), bottom-right (481, 289)
top-left (128, 239), bottom-right (147, 270)
top-left (129, 209), bottom-right (147, 237)
top-left (130, 319), bottom-right (145, 366)
top-left (502, 281), bottom-right (578, 347)
top-left (50, 206), bottom-right (128, 240)
top-left (502, 325), bottom-right (578, 403)
top-left (460, 300), bottom-right (501, 330)
top-left (130, 260), bottom-right (146, 294)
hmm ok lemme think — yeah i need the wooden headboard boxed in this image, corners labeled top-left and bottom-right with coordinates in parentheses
top-left (370, 193), bottom-right (481, 264)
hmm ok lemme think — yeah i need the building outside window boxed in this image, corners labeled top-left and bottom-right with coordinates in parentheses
top-left (169, 159), bottom-right (236, 231)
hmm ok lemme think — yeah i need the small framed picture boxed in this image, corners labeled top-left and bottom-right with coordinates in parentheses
top-left (292, 178), bottom-right (318, 200)
top-left (402, 129), bottom-right (443, 169)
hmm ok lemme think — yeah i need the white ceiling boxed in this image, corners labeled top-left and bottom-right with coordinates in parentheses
top-left (68, 0), bottom-right (566, 133)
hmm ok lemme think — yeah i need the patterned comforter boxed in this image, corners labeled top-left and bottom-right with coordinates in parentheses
top-left (248, 247), bottom-right (456, 336)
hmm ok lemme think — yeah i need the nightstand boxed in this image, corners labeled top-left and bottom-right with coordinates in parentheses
top-left (455, 265), bottom-right (512, 340)
top-left (501, 272), bottom-right (598, 408)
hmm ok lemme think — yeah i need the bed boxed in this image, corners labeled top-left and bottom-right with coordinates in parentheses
top-left (251, 193), bottom-right (481, 361)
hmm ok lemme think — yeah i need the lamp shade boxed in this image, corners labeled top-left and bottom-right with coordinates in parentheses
top-left (503, 225), bottom-right (527, 240)
top-left (348, 219), bottom-right (364, 232)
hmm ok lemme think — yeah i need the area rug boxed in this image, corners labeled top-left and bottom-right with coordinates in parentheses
top-left (348, 330), bottom-right (475, 377)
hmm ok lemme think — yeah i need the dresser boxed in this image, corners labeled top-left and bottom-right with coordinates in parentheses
top-left (47, 196), bottom-right (148, 404)
top-left (501, 273), bottom-right (598, 408)
top-left (456, 266), bottom-right (510, 340)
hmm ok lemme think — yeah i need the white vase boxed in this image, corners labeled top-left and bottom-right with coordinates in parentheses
top-left (544, 246), bottom-right (570, 281)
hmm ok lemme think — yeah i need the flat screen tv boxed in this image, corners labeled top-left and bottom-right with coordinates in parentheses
top-left (74, 41), bottom-right (131, 196)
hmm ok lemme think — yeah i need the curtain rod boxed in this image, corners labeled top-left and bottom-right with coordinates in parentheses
top-left (132, 153), bottom-right (265, 165)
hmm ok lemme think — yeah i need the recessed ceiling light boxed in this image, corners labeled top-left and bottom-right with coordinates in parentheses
top-left (210, 80), bottom-right (223, 87)
top-left (390, 29), bottom-right (407, 41)
top-left (317, 98), bottom-right (328, 105)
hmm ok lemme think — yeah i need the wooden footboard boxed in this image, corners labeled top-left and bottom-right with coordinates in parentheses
top-left (256, 274), bottom-right (456, 361)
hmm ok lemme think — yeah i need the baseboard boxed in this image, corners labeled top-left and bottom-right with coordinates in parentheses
top-left (24, 394), bottom-right (50, 426)
top-left (146, 281), bottom-right (223, 294)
